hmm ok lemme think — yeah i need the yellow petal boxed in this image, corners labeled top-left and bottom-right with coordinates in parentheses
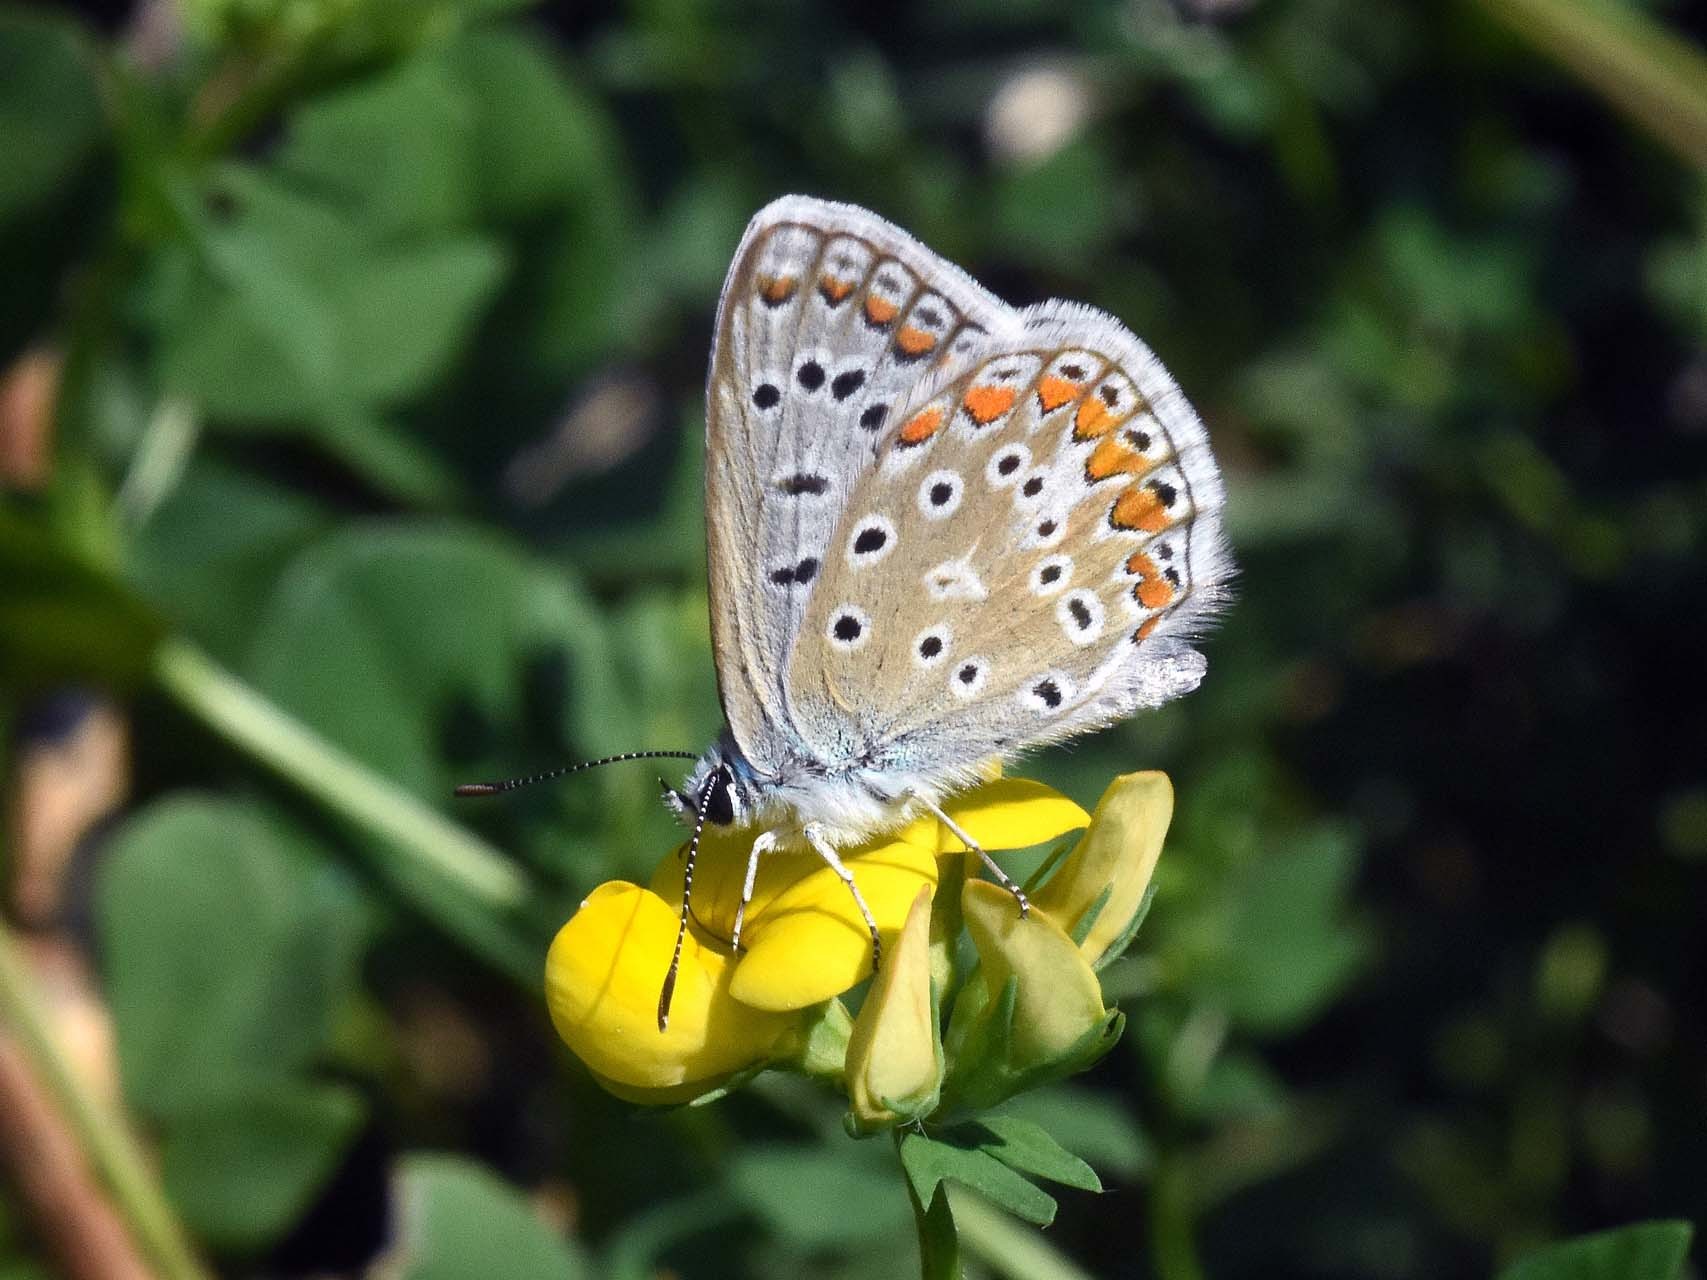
top-left (935, 779), bottom-right (1091, 853)
top-left (845, 887), bottom-right (941, 1131)
top-left (962, 880), bottom-right (1107, 1065)
top-left (1031, 771), bottom-right (1172, 966)
top-left (730, 837), bottom-right (937, 1010)
top-left (544, 882), bottom-right (801, 1095)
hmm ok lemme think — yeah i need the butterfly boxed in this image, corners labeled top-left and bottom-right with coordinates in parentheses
top-left (461, 196), bottom-right (1231, 1029)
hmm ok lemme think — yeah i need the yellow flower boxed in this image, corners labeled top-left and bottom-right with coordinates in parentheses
top-left (543, 778), bottom-right (1091, 1102)
top-left (844, 886), bottom-right (940, 1132)
top-left (1030, 771), bottom-right (1172, 967)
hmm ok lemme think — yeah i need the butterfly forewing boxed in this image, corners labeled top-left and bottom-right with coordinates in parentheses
top-left (705, 197), bottom-right (1016, 773)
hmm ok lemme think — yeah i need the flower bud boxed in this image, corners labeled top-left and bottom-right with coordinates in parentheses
top-left (943, 881), bottom-right (1121, 1110)
top-left (844, 887), bottom-right (942, 1133)
top-left (1030, 771), bottom-right (1172, 968)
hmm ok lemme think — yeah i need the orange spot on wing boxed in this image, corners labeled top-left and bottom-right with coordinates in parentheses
top-left (896, 326), bottom-right (937, 357)
top-left (961, 385), bottom-right (1017, 426)
top-left (1036, 376), bottom-right (1082, 414)
top-left (758, 275), bottom-right (797, 305)
top-left (1075, 398), bottom-right (1121, 439)
top-left (1086, 437), bottom-right (1152, 482)
top-left (1136, 577), bottom-right (1175, 610)
top-left (1124, 551), bottom-right (1174, 609)
top-left (1110, 484), bottom-right (1170, 533)
top-left (819, 276), bottom-right (855, 304)
top-left (1134, 616), bottom-right (1163, 642)
top-left (898, 406), bottom-right (945, 447)
top-left (864, 296), bottom-right (899, 326)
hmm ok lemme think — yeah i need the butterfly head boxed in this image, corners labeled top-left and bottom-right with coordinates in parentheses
top-left (665, 736), bottom-right (760, 829)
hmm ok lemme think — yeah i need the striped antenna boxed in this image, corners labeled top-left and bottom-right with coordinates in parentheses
top-left (453, 750), bottom-right (699, 797)
top-left (658, 765), bottom-right (729, 1032)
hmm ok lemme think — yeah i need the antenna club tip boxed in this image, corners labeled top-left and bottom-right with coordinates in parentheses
top-left (454, 783), bottom-right (499, 797)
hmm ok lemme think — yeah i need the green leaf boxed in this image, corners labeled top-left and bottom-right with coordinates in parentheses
top-left (997, 1087), bottom-right (1152, 1179)
top-left (727, 1144), bottom-right (911, 1247)
top-left (0, 9), bottom-right (105, 225)
top-left (441, 30), bottom-right (633, 224)
top-left (158, 1082), bottom-right (364, 1252)
top-left (0, 506), bottom-right (165, 690)
top-left (1186, 824), bottom-right (1368, 1034)
top-left (126, 459), bottom-right (330, 666)
top-left (327, 239), bottom-right (507, 404)
top-left (243, 523), bottom-right (628, 803)
top-left (96, 795), bottom-right (367, 1120)
top-left (150, 168), bottom-right (505, 502)
top-left (912, 1183), bottom-right (960, 1280)
top-left (390, 1155), bottom-right (589, 1280)
top-left (276, 54), bottom-right (479, 239)
top-left (1496, 1222), bottom-right (1694, 1280)
top-left (956, 1117), bottom-right (1101, 1193)
top-left (898, 1130), bottom-right (1059, 1228)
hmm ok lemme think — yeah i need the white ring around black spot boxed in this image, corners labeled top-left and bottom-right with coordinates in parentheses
top-left (1015, 469), bottom-right (1049, 507)
top-left (1020, 670), bottom-right (1076, 715)
top-left (918, 470), bottom-right (964, 520)
top-left (846, 515), bottom-right (897, 569)
top-left (985, 444), bottom-right (1031, 489)
top-left (827, 604), bottom-right (872, 652)
top-left (1024, 513), bottom-right (1068, 550)
top-left (950, 656), bottom-right (990, 699)
top-left (913, 624), bottom-right (952, 668)
top-left (1030, 555), bottom-right (1072, 596)
top-left (1056, 590), bottom-right (1105, 646)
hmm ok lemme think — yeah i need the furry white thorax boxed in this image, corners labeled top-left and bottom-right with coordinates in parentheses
top-left (669, 734), bottom-right (993, 849)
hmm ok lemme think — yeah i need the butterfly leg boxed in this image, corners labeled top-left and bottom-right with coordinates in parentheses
top-left (916, 797), bottom-right (1030, 918)
top-left (730, 829), bottom-right (779, 953)
top-left (802, 823), bottom-right (883, 972)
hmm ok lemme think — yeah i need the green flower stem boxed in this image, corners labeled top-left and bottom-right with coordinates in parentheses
top-left (153, 637), bottom-right (530, 913)
top-left (953, 1190), bottom-right (1097, 1280)
top-left (895, 1132), bottom-right (1097, 1280)
top-left (899, 1129), bottom-right (961, 1280)
top-left (1149, 1158), bottom-right (1205, 1280)
top-left (1477, 0), bottom-right (1707, 170)
top-left (0, 928), bottom-right (211, 1280)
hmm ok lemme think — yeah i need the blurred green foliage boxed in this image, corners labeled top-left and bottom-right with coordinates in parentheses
top-left (1, 0), bottom-right (1704, 1276)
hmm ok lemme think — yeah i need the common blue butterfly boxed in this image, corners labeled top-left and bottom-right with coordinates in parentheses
top-left (462, 196), bottom-right (1231, 1027)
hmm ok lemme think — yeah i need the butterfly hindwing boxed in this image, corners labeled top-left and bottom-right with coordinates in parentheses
top-left (705, 197), bottom-right (1015, 773)
top-left (784, 300), bottom-right (1230, 775)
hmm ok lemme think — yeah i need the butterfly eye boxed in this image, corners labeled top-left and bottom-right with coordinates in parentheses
top-left (913, 625), bottom-right (952, 668)
top-left (1056, 590), bottom-right (1106, 646)
top-left (827, 605), bottom-right (871, 651)
top-left (846, 515), bottom-right (897, 568)
top-left (706, 775), bottom-right (736, 825)
top-left (918, 470), bottom-right (963, 520)
top-left (949, 657), bottom-right (990, 699)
